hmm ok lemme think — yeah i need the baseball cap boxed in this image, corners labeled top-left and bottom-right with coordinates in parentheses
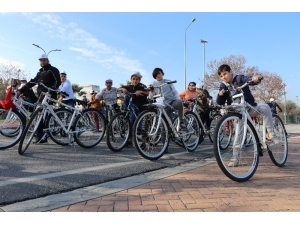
top-left (60, 71), bottom-right (67, 75)
top-left (90, 90), bottom-right (96, 94)
top-left (131, 71), bottom-right (142, 78)
top-left (196, 82), bottom-right (203, 89)
top-left (20, 77), bottom-right (27, 81)
top-left (270, 98), bottom-right (274, 102)
top-left (38, 54), bottom-right (48, 60)
top-left (105, 79), bottom-right (113, 83)
top-left (82, 94), bottom-right (87, 97)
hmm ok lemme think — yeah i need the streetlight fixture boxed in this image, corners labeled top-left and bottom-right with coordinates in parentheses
top-left (200, 39), bottom-right (208, 87)
top-left (184, 18), bottom-right (196, 89)
top-left (33, 44), bottom-right (61, 56)
top-left (283, 75), bottom-right (295, 124)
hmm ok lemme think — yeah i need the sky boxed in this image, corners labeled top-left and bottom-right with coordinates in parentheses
top-left (1, 1), bottom-right (300, 106)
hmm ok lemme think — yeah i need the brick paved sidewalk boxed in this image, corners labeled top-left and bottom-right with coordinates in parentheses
top-left (50, 136), bottom-right (300, 212)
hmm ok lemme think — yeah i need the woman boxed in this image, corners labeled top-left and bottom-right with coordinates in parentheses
top-left (178, 81), bottom-right (198, 112)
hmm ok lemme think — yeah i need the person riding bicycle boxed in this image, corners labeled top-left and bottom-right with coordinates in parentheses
top-left (17, 77), bottom-right (38, 112)
top-left (148, 67), bottom-right (187, 131)
top-left (17, 54), bottom-right (61, 144)
top-left (195, 82), bottom-right (211, 133)
top-left (216, 64), bottom-right (276, 166)
top-left (95, 79), bottom-right (121, 114)
top-left (267, 98), bottom-right (282, 115)
top-left (118, 71), bottom-right (149, 146)
top-left (178, 81), bottom-right (198, 112)
top-left (58, 71), bottom-right (75, 108)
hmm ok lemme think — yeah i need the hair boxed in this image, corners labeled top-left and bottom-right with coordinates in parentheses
top-left (217, 64), bottom-right (231, 75)
top-left (188, 82), bottom-right (196, 89)
top-left (152, 67), bottom-right (164, 79)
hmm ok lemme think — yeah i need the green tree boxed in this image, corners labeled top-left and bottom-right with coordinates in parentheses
top-left (119, 80), bottom-right (131, 87)
top-left (72, 83), bottom-right (85, 96)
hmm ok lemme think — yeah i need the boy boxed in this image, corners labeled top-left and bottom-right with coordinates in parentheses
top-left (195, 82), bottom-right (211, 133)
top-left (216, 64), bottom-right (275, 166)
top-left (118, 71), bottom-right (149, 146)
top-left (149, 67), bottom-right (187, 130)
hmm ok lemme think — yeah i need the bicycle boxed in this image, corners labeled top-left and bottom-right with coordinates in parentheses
top-left (131, 80), bottom-right (202, 160)
top-left (18, 82), bottom-right (106, 155)
top-left (213, 78), bottom-right (288, 182)
top-left (106, 92), bottom-right (140, 152)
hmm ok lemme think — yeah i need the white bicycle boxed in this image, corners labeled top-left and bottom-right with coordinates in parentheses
top-left (213, 78), bottom-right (288, 182)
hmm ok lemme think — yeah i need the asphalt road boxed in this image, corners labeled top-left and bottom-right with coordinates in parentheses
top-left (0, 124), bottom-right (299, 207)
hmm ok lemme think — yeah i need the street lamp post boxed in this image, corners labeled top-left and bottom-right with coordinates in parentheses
top-left (184, 18), bottom-right (196, 89)
top-left (200, 39), bottom-right (208, 87)
top-left (297, 95), bottom-right (298, 107)
top-left (283, 75), bottom-right (295, 124)
top-left (33, 44), bottom-right (61, 56)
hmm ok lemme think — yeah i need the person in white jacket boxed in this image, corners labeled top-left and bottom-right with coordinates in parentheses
top-left (58, 71), bottom-right (75, 107)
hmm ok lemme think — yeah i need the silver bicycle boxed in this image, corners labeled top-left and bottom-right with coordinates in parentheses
top-left (213, 78), bottom-right (288, 182)
top-left (18, 82), bottom-right (106, 155)
top-left (132, 80), bottom-right (202, 160)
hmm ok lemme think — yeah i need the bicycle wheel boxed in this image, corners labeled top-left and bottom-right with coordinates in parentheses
top-left (73, 108), bottom-right (106, 148)
top-left (132, 109), bottom-right (169, 160)
top-left (219, 119), bottom-right (234, 150)
top-left (213, 113), bottom-right (259, 182)
top-left (18, 108), bottom-right (44, 155)
top-left (267, 114), bottom-right (288, 167)
top-left (0, 108), bottom-right (25, 150)
top-left (182, 111), bottom-right (202, 152)
top-left (208, 113), bottom-right (222, 143)
top-left (45, 108), bottom-right (73, 146)
top-left (106, 112), bottom-right (130, 152)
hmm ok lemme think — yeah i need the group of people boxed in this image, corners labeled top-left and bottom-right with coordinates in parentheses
top-left (7, 51), bottom-right (281, 154)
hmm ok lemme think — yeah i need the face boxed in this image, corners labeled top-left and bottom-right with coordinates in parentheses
top-left (131, 75), bottom-right (140, 86)
top-left (60, 74), bottom-right (66, 82)
top-left (155, 71), bottom-right (163, 81)
top-left (219, 70), bottom-right (233, 84)
top-left (106, 82), bottom-right (112, 89)
top-left (188, 83), bottom-right (196, 91)
top-left (39, 58), bottom-right (49, 67)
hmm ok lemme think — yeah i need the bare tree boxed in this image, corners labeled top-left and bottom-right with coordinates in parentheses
top-left (204, 55), bottom-right (284, 103)
top-left (0, 62), bottom-right (31, 100)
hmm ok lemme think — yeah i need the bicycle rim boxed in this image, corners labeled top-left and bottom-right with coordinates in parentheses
top-left (267, 115), bottom-right (288, 167)
top-left (208, 114), bottom-right (222, 143)
top-left (73, 108), bottom-right (106, 148)
top-left (213, 113), bottom-right (259, 182)
top-left (106, 112), bottom-right (130, 152)
top-left (0, 109), bottom-right (25, 150)
top-left (133, 110), bottom-right (169, 160)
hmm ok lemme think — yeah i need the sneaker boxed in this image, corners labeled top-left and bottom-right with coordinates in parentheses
top-left (94, 129), bottom-right (102, 132)
top-left (228, 157), bottom-right (239, 167)
top-left (266, 131), bottom-right (280, 144)
top-left (35, 139), bottom-right (48, 145)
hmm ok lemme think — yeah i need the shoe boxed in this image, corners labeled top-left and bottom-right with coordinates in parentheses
top-left (266, 131), bottom-right (280, 144)
top-left (228, 157), bottom-right (239, 167)
top-left (94, 129), bottom-right (102, 132)
top-left (35, 139), bottom-right (48, 145)
top-left (140, 142), bottom-right (146, 150)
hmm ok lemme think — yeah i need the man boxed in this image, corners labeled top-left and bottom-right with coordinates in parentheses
top-left (18, 77), bottom-right (38, 110)
top-left (81, 94), bottom-right (89, 110)
top-left (58, 71), bottom-right (75, 108)
top-left (17, 54), bottom-right (61, 144)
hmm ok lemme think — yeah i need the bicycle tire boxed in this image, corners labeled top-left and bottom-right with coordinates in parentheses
top-left (208, 113), bottom-right (222, 143)
top-left (106, 112), bottom-right (130, 152)
top-left (182, 111), bottom-right (202, 152)
top-left (267, 114), bottom-right (288, 167)
top-left (45, 108), bottom-right (74, 146)
top-left (213, 113), bottom-right (259, 182)
top-left (73, 108), bottom-right (106, 148)
top-left (132, 109), bottom-right (169, 160)
top-left (18, 107), bottom-right (44, 155)
top-left (0, 108), bottom-right (25, 150)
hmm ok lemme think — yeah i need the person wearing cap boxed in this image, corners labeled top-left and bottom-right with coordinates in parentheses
top-left (195, 82), bottom-right (212, 133)
top-left (118, 71), bottom-right (149, 146)
top-left (58, 71), bottom-right (75, 108)
top-left (95, 79), bottom-right (120, 115)
top-left (267, 98), bottom-right (282, 115)
top-left (149, 68), bottom-right (187, 131)
top-left (88, 90), bottom-right (102, 111)
top-left (17, 53), bottom-right (61, 144)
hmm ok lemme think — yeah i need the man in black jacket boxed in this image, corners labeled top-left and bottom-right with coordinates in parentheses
top-left (18, 54), bottom-right (61, 144)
